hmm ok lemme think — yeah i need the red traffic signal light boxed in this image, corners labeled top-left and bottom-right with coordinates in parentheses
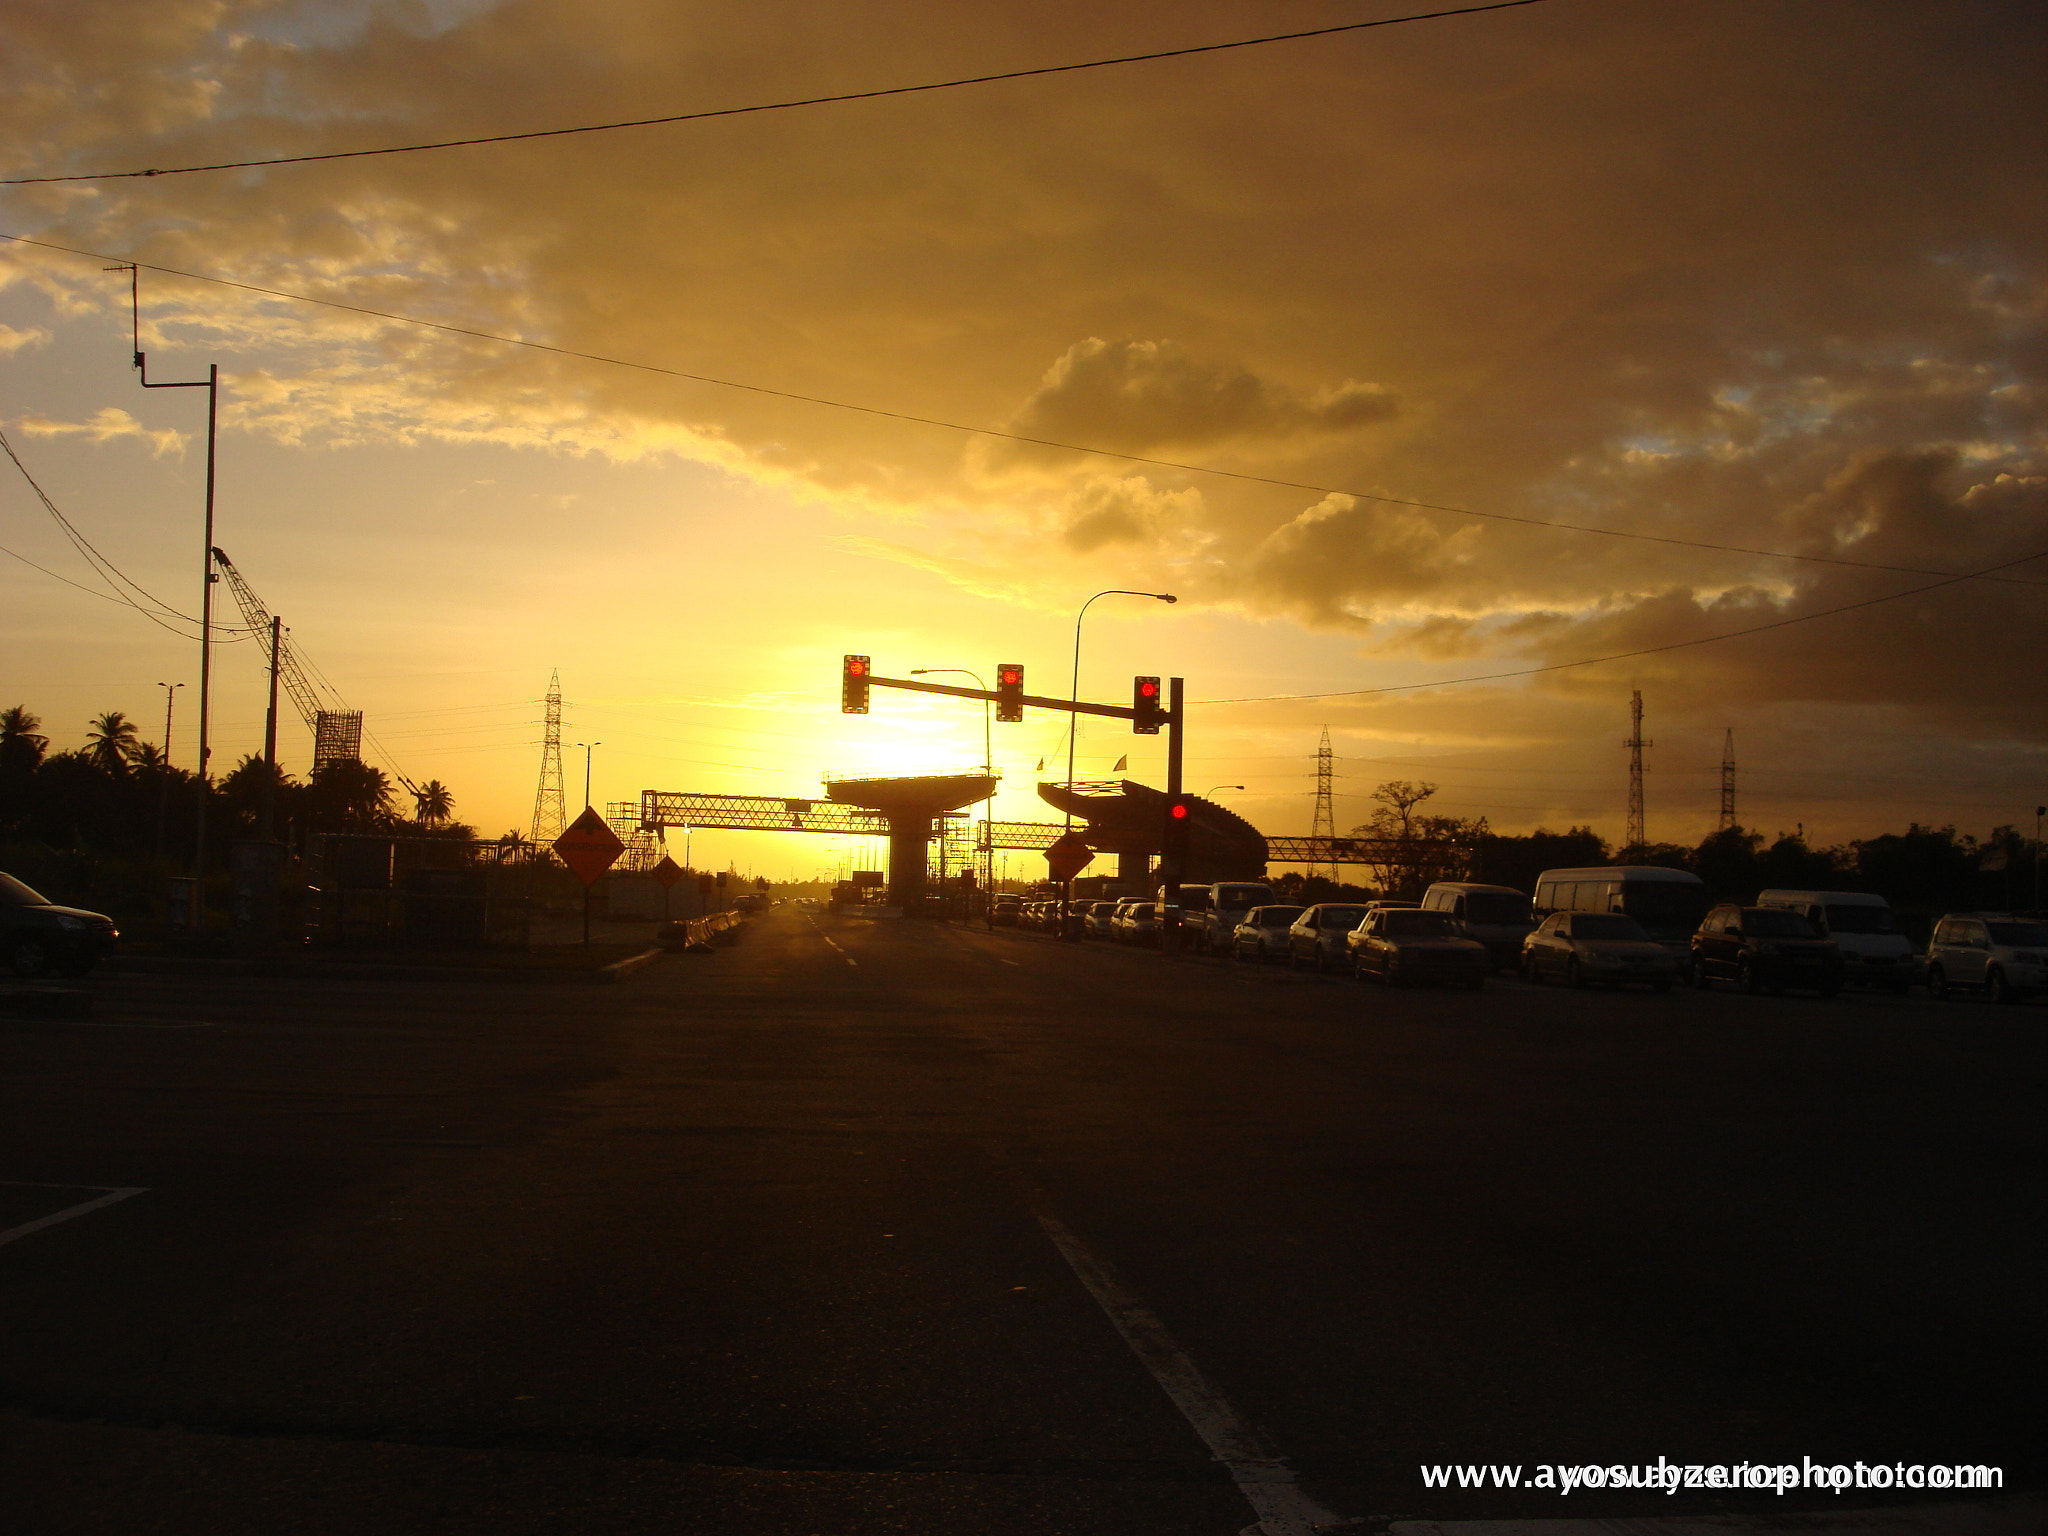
top-left (842, 654), bottom-right (870, 714)
top-left (1132, 675), bottom-right (1162, 734)
top-left (996, 663), bottom-right (1024, 723)
top-left (1162, 793), bottom-right (1193, 861)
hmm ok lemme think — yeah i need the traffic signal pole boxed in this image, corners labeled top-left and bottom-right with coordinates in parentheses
top-left (1159, 676), bottom-right (1186, 952)
top-left (846, 661), bottom-right (1184, 944)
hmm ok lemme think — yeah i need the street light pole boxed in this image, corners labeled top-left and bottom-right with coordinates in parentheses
top-left (1065, 590), bottom-right (1176, 938)
top-left (1204, 785), bottom-right (1244, 798)
top-left (575, 742), bottom-right (600, 809)
top-left (126, 267), bottom-right (219, 926)
top-left (154, 682), bottom-right (183, 865)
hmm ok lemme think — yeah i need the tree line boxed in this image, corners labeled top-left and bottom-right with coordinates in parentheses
top-left (1, 704), bottom-right (492, 922)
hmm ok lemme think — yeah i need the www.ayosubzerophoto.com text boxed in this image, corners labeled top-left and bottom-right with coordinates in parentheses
top-left (1421, 1457), bottom-right (2003, 1495)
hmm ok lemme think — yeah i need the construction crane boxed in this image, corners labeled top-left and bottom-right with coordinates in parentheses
top-left (210, 546), bottom-right (377, 774)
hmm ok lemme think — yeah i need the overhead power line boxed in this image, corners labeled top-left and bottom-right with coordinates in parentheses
top-left (0, 423), bottom-right (212, 638)
top-left (1195, 545), bottom-right (2048, 705)
top-left (1, 2), bottom-right (1555, 186)
top-left (8, 233), bottom-right (2042, 589)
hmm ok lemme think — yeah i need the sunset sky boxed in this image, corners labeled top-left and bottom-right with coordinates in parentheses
top-left (3, 0), bottom-right (2043, 879)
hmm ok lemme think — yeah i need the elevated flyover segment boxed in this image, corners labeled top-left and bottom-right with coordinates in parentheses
top-left (823, 774), bottom-right (999, 907)
top-left (1033, 780), bottom-right (1267, 884)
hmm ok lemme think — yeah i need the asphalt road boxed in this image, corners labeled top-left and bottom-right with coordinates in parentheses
top-left (2, 908), bottom-right (2041, 1535)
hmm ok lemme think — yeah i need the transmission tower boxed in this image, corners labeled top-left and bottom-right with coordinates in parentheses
top-left (1311, 725), bottom-right (1337, 884)
top-left (530, 670), bottom-right (566, 847)
top-left (1623, 690), bottom-right (1651, 851)
top-left (1718, 728), bottom-right (1737, 832)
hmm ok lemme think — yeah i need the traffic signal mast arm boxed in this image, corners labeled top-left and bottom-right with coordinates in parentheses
top-left (863, 672), bottom-right (1175, 725)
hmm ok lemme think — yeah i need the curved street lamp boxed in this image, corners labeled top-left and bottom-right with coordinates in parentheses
top-left (1064, 589), bottom-right (1177, 938)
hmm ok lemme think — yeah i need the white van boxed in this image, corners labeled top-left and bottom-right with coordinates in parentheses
top-left (1532, 866), bottom-right (1708, 946)
top-left (1755, 890), bottom-right (1921, 992)
top-left (1419, 882), bottom-right (1533, 972)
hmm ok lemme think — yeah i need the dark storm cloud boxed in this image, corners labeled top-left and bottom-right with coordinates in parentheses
top-left (3, 0), bottom-right (2043, 782)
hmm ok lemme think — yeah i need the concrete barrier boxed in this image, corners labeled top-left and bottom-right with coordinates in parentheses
top-left (654, 910), bottom-right (745, 953)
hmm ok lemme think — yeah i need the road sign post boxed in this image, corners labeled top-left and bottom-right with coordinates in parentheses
top-left (553, 807), bottom-right (626, 946)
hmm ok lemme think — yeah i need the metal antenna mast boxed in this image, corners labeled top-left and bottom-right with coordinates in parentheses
top-left (530, 670), bottom-right (567, 847)
top-left (1623, 690), bottom-right (1651, 851)
top-left (1311, 725), bottom-right (1337, 884)
top-left (210, 547), bottom-right (364, 768)
top-left (1718, 728), bottom-right (1737, 832)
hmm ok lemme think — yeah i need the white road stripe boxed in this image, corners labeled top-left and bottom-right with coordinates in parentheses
top-left (806, 916), bottom-right (858, 966)
top-left (1007, 1172), bottom-right (1350, 1536)
top-left (0, 1182), bottom-right (148, 1248)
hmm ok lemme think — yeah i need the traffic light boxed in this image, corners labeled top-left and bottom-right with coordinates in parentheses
top-left (1132, 676), bottom-right (1162, 734)
top-left (996, 663), bottom-right (1024, 723)
top-left (842, 654), bottom-right (870, 714)
top-left (1162, 794), bottom-right (1193, 862)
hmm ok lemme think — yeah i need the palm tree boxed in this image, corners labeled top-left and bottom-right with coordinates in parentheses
top-left (412, 779), bottom-right (455, 825)
top-left (84, 710), bottom-right (141, 773)
top-left (0, 706), bottom-right (47, 773)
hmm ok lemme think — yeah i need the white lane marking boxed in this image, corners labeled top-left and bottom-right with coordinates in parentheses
top-left (0, 1182), bottom-right (148, 1248)
top-left (806, 916), bottom-right (858, 966)
top-left (1007, 1173), bottom-right (1349, 1536)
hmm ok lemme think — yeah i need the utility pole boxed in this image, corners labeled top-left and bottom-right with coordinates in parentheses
top-left (262, 615), bottom-right (282, 840)
top-left (125, 266), bottom-right (220, 924)
top-left (1718, 728), bottom-right (1737, 833)
top-left (1623, 690), bottom-right (1651, 853)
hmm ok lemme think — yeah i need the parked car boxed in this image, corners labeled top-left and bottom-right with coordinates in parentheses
top-left (1420, 882), bottom-right (1535, 972)
top-left (1083, 900), bottom-right (1119, 939)
top-left (988, 898), bottom-right (1021, 928)
top-left (1112, 899), bottom-right (1159, 946)
top-left (1756, 889), bottom-right (1920, 992)
top-left (1926, 913), bottom-right (2048, 1004)
top-left (1286, 904), bottom-right (1370, 971)
top-left (1230, 904), bottom-right (1306, 962)
top-left (1, 872), bottom-right (119, 978)
top-left (1522, 911), bottom-right (1681, 991)
top-left (1690, 904), bottom-right (1843, 996)
top-left (1346, 906), bottom-right (1489, 988)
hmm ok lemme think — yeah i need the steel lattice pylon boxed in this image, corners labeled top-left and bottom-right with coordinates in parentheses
top-left (1719, 728), bottom-right (1737, 832)
top-left (530, 670), bottom-right (566, 849)
top-left (1623, 690), bottom-right (1652, 851)
top-left (1311, 725), bottom-right (1337, 884)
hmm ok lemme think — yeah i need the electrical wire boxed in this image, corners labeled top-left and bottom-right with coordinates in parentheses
top-left (8, 232), bottom-right (2041, 588)
top-left (0, 424), bottom-right (209, 634)
top-left (1, 2), bottom-right (1555, 186)
top-left (1194, 545), bottom-right (2048, 704)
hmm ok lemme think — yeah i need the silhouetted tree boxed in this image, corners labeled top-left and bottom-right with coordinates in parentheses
top-left (84, 711), bottom-right (141, 774)
top-left (1469, 825), bottom-right (1609, 893)
top-left (412, 778), bottom-right (455, 824)
top-left (0, 706), bottom-right (48, 773)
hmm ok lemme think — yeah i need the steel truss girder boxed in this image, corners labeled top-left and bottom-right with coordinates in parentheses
top-left (639, 790), bottom-right (972, 838)
top-left (1264, 835), bottom-right (1466, 866)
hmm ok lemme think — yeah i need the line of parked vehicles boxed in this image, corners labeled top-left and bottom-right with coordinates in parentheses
top-left (983, 867), bottom-right (2046, 1003)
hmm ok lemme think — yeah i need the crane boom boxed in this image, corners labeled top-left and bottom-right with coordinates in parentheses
top-left (209, 546), bottom-right (366, 770)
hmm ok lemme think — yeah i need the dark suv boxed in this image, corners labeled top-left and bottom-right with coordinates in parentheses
top-left (1690, 903), bottom-right (1842, 996)
top-left (2, 872), bottom-right (120, 978)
